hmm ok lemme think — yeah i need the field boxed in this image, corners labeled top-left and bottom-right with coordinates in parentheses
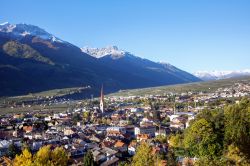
top-left (1, 76), bottom-right (250, 115)
top-left (0, 87), bottom-right (87, 105)
top-left (0, 103), bottom-right (71, 115)
top-left (109, 76), bottom-right (250, 97)
top-left (0, 87), bottom-right (85, 115)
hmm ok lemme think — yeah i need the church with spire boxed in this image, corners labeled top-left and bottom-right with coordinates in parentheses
top-left (100, 85), bottom-right (104, 113)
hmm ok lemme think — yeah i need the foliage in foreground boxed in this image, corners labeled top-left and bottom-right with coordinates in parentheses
top-left (130, 142), bottom-right (176, 166)
top-left (12, 145), bottom-right (68, 166)
top-left (83, 150), bottom-right (95, 166)
top-left (170, 98), bottom-right (250, 165)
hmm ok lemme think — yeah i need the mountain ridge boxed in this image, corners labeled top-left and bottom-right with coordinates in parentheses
top-left (0, 22), bottom-right (201, 97)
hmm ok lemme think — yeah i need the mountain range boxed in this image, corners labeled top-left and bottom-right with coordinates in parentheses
top-left (194, 70), bottom-right (250, 81)
top-left (0, 22), bottom-right (200, 97)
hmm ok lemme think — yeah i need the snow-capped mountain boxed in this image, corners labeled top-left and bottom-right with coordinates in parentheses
top-left (194, 70), bottom-right (250, 81)
top-left (0, 22), bottom-right (65, 43)
top-left (0, 21), bottom-right (201, 97)
top-left (82, 45), bottom-right (200, 84)
top-left (81, 46), bottom-right (147, 61)
top-left (81, 46), bottom-right (126, 59)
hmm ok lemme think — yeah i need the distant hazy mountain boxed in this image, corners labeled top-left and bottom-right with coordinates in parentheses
top-left (0, 22), bottom-right (200, 97)
top-left (194, 70), bottom-right (250, 81)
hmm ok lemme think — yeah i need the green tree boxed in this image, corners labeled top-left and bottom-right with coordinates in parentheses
top-left (152, 110), bottom-right (161, 121)
top-left (180, 98), bottom-right (250, 164)
top-left (183, 118), bottom-right (222, 157)
top-left (51, 147), bottom-right (68, 166)
top-left (167, 148), bottom-right (177, 166)
top-left (155, 135), bottom-right (168, 144)
top-left (7, 143), bottom-right (21, 159)
top-left (169, 134), bottom-right (183, 148)
top-left (224, 98), bottom-right (250, 160)
top-left (131, 142), bottom-right (155, 166)
top-left (72, 113), bottom-right (82, 124)
top-left (83, 150), bottom-right (95, 166)
top-left (21, 142), bottom-right (31, 151)
top-left (162, 117), bottom-right (170, 125)
top-left (194, 156), bottom-right (228, 166)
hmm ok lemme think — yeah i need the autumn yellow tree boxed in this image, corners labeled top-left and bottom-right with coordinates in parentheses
top-left (13, 148), bottom-right (33, 166)
top-left (225, 144), bottom-right (249, 165)
top-left (33, 145), bottom-right (52, 166)
top-left (51, 147), bottom-right (68, 166)
top-left (169, 134), bottom-right (182, 148)
top-left (12, 145), bottom-right (69, 166)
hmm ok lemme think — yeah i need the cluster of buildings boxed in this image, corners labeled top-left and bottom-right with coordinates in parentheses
top-left (0, 82), bottom-right (249, 165)
top-left (0, 91), bottom-right (191, 166)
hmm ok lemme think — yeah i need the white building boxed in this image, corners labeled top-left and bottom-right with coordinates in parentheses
top-left (106, 126), bottom-right (126, 134)
top-left (134, 126), bottom-right (156, 137)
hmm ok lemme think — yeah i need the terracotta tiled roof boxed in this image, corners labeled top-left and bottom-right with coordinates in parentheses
top-left (23, 126), bottom-right (33, 132)
top-left (114, 140), bottom-right (125, 147)
top-left (107, 131), bottom-right (121, 135)
top-left (101, 141), bottom-right (114, 147)
top-left (137, 134), bottom-right (150, 139)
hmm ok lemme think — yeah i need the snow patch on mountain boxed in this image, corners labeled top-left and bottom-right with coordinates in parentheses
top-left (158, 61), bottom-right (179, 72)
top-left (81, 46), bottom-right (127, 58)
top-left (0, 22), bottom-right (65, 43)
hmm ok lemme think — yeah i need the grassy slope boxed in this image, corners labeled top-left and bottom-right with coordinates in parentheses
top-left (109, 76), bottom-right (250, 96)
top-left (1, 76), bottom-right (250, 115)
top-left (3, 76), bottom-right (250, 102)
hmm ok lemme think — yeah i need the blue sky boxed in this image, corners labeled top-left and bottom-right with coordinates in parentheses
top-left (1, 0), bottom-right (250, 72)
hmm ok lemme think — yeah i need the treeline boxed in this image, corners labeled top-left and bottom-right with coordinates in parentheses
top-left (169, 97), bottom-right (250, 165)
top-left (8, 145), bottom-right (68, 166)
top-left (119, 141), bottom-right (176, 166)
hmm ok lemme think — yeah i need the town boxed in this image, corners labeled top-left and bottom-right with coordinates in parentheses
top-left (0, 81), bottom-right (249, 166)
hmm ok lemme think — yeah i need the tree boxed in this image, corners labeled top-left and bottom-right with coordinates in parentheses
top-left (83, 111), bottom-right (90, 120)
top-left (83, 150), bottom-right (95, 166)
top-left (167, 148), bottom-right (177, 166)
top-left (155, 135), bottom-right (168, 144)
top-left (183, 118), bottom-right (222, 157)
top-left (51, 147), bottom-right (68, 166)
top-left (33, 145), bottom-right (52, 165)
top-left (21, 142), bottom-right (31, 151)
top-left (150, 102), bottom-right (160, 111)
top-left (194, 156), bottom-right (228, 166)
top-left (131, 142), bottom-right (155, 166)
top-left (118, 161), bottom-right (130, 166)
top-left (169, 134), bottom-right (182, 148)
top-left (162, 117), bottom-right (170, 125)
top-left (152, 110), bottom-right (161, 121)
top-left (12, 145), bottom-right (69, 166)
top-left (7, 143), bottom-right (21, 159)
top-left (72, 113), bottom-right (82, 124)
top-left (13, 148), bottom-right (33, 166)
top-left (179, 98), bottom-right (250, 164)
top-left (224, 98), bottom-right (250, 160)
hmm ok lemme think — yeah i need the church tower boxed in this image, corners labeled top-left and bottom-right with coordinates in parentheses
top-left (100, 85), bottom-right (104, 113)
